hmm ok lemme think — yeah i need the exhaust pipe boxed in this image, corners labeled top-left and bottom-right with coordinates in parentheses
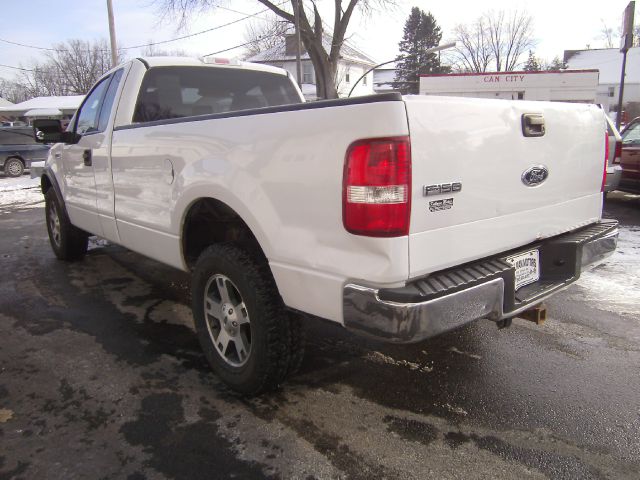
top-left (517, 303), bottom-right (547, 325)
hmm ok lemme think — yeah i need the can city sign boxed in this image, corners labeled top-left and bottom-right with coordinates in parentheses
top-left (482, 74), bottom-right (526, 83)
top-left (419, 70), bottom-right (599, 102)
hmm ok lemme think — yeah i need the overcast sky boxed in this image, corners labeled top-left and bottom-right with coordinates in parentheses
top-left (0, 0), bottom-right (636, 79)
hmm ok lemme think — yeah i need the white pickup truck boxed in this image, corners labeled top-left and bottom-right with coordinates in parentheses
top-left (34, 57), bottom-right (618, 395)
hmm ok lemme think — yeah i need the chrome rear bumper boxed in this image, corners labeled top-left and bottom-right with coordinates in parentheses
top-left (343, 220), bottom-right (618, 343)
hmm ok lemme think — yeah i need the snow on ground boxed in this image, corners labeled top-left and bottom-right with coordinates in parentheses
top-left (0, 175), bottom-right (43, 214)
top-left (571, 225), bottom-right (640, 318)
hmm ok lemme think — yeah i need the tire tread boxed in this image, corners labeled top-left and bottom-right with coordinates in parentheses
top-left (192, 243), bottom-right (304, 395)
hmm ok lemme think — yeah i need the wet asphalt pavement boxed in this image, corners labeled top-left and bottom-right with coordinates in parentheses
top-left (1, 178), bottom-right (639, 480)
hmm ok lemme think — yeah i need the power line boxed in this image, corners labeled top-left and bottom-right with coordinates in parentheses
top-left (123, 3), bottom-right (287, 50)
top-left (0, 2), bottom-right (288, 54)
top-left (0, 63), bottom-right (34, 72)
top-left (203, 37), bottom-right (277, 57)
top-left (0, 38), bottom-right (57, 52)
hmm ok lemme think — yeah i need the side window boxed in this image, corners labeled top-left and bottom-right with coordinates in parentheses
top-left (98, 69), bottom-right (124, 132)
top-left (302, 63), bottom-right (314, 84)
top-left (76, 77), bottom-right (110, 135)
top-left (0, 128), bottom-right (36, 146)
top-left (622, 123), bottom-right (640, 145)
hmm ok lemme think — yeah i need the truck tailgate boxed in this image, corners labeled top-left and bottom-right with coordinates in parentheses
top-left (405, 95), bottom-right (605, 278)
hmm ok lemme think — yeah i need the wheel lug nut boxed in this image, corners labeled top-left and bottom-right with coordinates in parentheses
top-left (228, 308), bottom-right (233, 315)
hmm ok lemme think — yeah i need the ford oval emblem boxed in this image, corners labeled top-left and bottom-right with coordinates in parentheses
top-left (521, 165), bottom-right (549, 187)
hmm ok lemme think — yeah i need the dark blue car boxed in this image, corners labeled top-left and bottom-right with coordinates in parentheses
top-left (1, 127), bottom-right (50, 177)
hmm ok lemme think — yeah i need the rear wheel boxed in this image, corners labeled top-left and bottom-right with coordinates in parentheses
top-left (192, 243), bottom-right (304, 395)
top-left (45, 189), bottom-right (88, 261)
top-left (4, 158), bottom-right (24, 177)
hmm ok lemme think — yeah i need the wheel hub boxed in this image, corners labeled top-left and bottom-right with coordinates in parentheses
top-left (221, 302), bottom-right (239, 334)
top-left (7, 161), bottom-right (21, 176)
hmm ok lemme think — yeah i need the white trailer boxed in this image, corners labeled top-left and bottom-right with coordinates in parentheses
top-left (419, 70), bottom-right (599, 103)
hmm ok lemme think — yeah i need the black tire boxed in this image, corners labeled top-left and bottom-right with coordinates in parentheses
top-left (4, 158), bottom-right (24, 177)
top-left (192, 243), bottom-right (304, 395)
top-left (45, 189), bottom-right (88, 261)
top-left (286, 313), bottom-right (305, 376)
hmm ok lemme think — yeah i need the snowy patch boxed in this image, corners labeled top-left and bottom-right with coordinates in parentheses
top-left (0, 176), bottom-right (43, 213)
top-left (448, 346), bottom-right (482, 360)
top-left (365, 351), bottom-right (434, 373)
top-left (571, 226), bottom-right (640, 318)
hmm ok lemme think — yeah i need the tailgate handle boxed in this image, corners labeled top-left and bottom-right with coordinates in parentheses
top-left (522, 113), bottom-right (545, 137)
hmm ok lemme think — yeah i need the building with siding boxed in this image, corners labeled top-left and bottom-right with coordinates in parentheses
top-left (246, 34), bottom-right (376, 100)
top-left (564, 47), bottom-right (640, 121)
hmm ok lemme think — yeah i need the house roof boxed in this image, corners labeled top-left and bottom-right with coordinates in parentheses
top-left (0, 97), bottom-right (13, 108)
top-left (564, 47), bottom-right (640, 84)
top-left (246, 33), bottom-right (377, 66)
top-left (0, 95), bottom-right (84, 116)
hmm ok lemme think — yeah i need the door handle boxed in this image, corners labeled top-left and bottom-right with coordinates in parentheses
top-left (83, 149), bottom-right (92, 166)
top-left (522, 113), bottom-right (545, 137)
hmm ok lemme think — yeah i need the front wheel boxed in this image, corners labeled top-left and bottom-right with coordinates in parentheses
top-left (4, 158), bottom-right (24, 177)
top-left (191, 244), bottom-right (303, 395)
top-left (45, 189), bottom-right (88, 261)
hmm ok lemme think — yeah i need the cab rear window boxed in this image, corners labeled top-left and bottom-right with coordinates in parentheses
top-left (133, 66), bottom-right (302, 123)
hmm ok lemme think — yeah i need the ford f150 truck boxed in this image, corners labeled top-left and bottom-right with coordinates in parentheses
top-left (33, 57), bottom-right (618, 395)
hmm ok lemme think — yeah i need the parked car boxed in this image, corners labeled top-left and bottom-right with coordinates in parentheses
top-left (33, 57), bottom-right (618, 395)
top-left (604, 114), bottom-right (623, 192)
top-left (619, 117), bottom-right (640, 194)
top-left (1, 121), bottom-right (28, 127)
top-left (0, 127), bottom-right (50, 177)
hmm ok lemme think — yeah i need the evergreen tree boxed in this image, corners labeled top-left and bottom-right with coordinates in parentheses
top-left (394, 7), bottom-right (449, 94)
top-left (523, 50), bottom-right (540, 72)
top-left (547, 56), bottom-right (568, 71)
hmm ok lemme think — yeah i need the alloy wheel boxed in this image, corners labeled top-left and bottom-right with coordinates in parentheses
top-left (203, 274), bottom-right (252, 367)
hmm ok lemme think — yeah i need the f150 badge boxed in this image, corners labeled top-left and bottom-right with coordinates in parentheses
top-left (521, 165), bottom-right (549, 186)
top-left (423, 182), bottom-right (462, 196)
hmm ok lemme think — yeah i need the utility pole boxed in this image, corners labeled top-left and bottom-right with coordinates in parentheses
top-left (293, 0), bottom-right (302, 86)
top-left (106, 0), bottom-right (118, 68)
top-left (616, 1), bottom-right (635, 130)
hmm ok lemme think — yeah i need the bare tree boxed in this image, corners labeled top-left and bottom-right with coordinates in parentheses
top-left (10, 39), bottom-right (123, 99)
top-left (0, 78), bottom-right (29, 103)
top-left (488, 10), bottom-right (534, 71)
top-left (452, 10), bottom-right (535, 73)
top-left (157, 0), bottom-right (393, 99)
top-left (243, 15), bottom-right (291, 58)
top-left (142, 41), bottom-right (189, 57)
top-left (600, 20), bottom-right (616, 48)
top-left (451, 17), bottom-right (493, 73)
top-left (45, 39), bottom-right (123, 94)
top-left (15, 64), bottom-right (72, 97)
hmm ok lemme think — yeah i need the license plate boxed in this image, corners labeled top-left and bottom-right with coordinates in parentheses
top-left (506, 249), bottom-right (540, 290)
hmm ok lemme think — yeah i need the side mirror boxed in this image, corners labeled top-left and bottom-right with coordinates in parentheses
top-left (32, 119), bottom-right (76, 144)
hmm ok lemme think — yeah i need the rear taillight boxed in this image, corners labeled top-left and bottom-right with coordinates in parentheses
top-left (613, 140), bottom-right (622, 164)
top-left (343, 136), bottom-right (411, 237)
top-left (602, 132), bottom-right (609, 192)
